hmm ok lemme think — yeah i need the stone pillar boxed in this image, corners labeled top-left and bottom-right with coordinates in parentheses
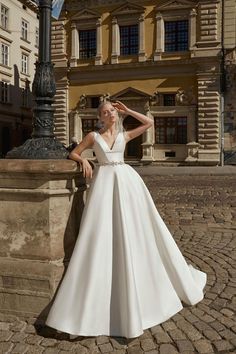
top-left (189, 9), bottom-right (197, 56)
top-left (138, 14), bottom-right (146, 62)
top-left (95, 18), bottom-right (103, 65)
top-left (70, 22), bottom-right (79, 67)
top-left (154, 12), bottom-right (164, 61)
top-left (111, 17), bottom-right (119, 64)
top-left (197, 69), bottom-right (221, 164)
top-left (141, 111), bottom-right (154, 162)
top-left (0, 160), bottom-right (86, 319)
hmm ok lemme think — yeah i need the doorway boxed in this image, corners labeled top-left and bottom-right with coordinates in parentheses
top-left (123, 116), bottom-right (142, 159)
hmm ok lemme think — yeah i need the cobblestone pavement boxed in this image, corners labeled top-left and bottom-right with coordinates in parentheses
top-left (0, 172), bottom-right (236, 354)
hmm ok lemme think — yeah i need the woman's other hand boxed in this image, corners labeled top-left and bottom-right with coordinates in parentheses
top-left (80, 158), bottom-right (93, 179)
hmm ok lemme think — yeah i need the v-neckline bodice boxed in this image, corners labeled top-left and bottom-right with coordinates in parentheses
top-left (97, 131), bottom-right (120, 151)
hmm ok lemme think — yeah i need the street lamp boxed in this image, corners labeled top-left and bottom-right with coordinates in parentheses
top-left (6, 0), bottom-right (68, 159)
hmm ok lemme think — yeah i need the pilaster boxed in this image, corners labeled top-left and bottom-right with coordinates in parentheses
top-left (154, 13), bottom-right (164, 61)
top-left (95, 18), bottom-right (103, 65)
top-left (111, 17), bottom-right (119, 64)
top-left (138, 14), bottom-right (146, 62)
top-left (197, 68), bottom-right (221, 164)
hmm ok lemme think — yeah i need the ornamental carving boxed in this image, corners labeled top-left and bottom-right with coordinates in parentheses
top-left (32, 62), bottom-right (56, 98)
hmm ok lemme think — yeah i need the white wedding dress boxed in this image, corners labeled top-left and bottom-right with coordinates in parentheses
top-left (46, 131), bottom-right (207, 338)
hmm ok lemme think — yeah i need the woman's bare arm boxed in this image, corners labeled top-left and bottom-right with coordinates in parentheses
top-left (112, 101), bottom-right (153, 142)
top-left (69, 132), bottom-right (95, 178)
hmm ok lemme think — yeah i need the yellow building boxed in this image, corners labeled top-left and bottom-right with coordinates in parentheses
top-left (52, 0), bottom-right (222, 165)
top-left (0, 0), bottom-right (38, 157)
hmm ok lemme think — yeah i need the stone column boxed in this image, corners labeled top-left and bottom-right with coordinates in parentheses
top-left (138, 14), bottom-right (146, 62)
top-left (95, 18), bottom-right (103, 65)
top-left (154, 12), bottom-right (164, 61)
top-left (141, 110), bottom-right (154, 162)
top-left (70, 22), bottom-right (79, 67)
top-left (197, 69), bottom-right (221, 164)
top-left (111, 17), bottom-right (119, 64)
top-left (0, 160), bottom-right (86, 319)
top-left (189, 9), bottom-right (197, 56)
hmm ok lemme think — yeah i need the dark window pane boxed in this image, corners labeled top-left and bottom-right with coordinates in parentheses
top-left (164, 20), bottom-right (188, 52)
top-left (79, 29), bottom-right (96, 59)
top-left (82, 119), bottom-right (98, 136)
top-left (120, 24), bottom-right (138, 55)
top-left (163, 94), bottom-right (175, 106)
top-left (154, 117), bottom-right (187, 144)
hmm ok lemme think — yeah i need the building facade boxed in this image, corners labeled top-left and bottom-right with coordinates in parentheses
top-left (0, 0), bottom-right (38, 157)
top-left (52, 0), bottom-right (223, 165)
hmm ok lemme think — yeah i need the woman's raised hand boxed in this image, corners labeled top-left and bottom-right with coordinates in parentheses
top-left (112, 101), bottom-right (130, 115)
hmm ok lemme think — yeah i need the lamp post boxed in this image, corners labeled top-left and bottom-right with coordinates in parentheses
top-left (6, 0), bottom-right (68, 159)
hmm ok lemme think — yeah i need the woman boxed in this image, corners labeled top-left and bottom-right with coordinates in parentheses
top-left (46, 101), bottom-right (207, 338)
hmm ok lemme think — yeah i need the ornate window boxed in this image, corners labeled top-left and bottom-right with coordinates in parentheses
top-left (22, 80), bottom-right (30, 107)
top-left (120, 24), bottom-right (139, 55)
top-left (1, 43), bottom-right (9, 66)
top-left (1, 4), bottom-right (8, 30)
top-left (163, 94), bottom-right (176, 106)
top-left (70, 8), bottom-right (102, 66)
top-left (82, 118), bottom-right (98, 136)
top-left (155, 117), bottom-right (187, 144)
top-left (111, 3), bottom-right (145, 63)
top-left (154, 0), bottom-right (197, 60)
top-left (79, 29), bottom-right (96, 59)
top-left (164, 20), bottom-right (188, 52)
top-left (21, 19), bottom-right (29, 41)
top-left (0, 80), bottom-right (10, 103)
top-left (21, 53), bottom-right (29, 74)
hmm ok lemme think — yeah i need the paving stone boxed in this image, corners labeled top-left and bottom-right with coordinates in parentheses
top-left (212, 339), bottom-right (235, 352)
top-left (96, 335), bottom-right (110, 345)
top-left (0, 342), bottom-right (13, 354)
top-left (176, 339), bottom-right (194, 352)
top-left (10, 332), bottom-right (28, 343)
top-left (25, 334), bottom-right (43, 345)
top-left (99, 342), bottom-right (113, 353)
top-left (168, 329), bottom-right (187, 341)
top-left (0, 330), bottom-right (13, 342)
top-left (159, 343), bottom-right (179, 354)
top-left (219, 328), bottom-right (236, 340)
top-left (193, 339), bottom-right (214, 353)
top-left (79, 337), bottom-right (97, 348)
top-left (11, 343), bottom-right (29, 353)
top-left (202, 329), bottom-right (221, 341)
top-left (57, 340), bottom-right (78, 351)
top-left (40, 338), bottom-right (58, 347)
top-left (25, 345), bottom-right (44, 353)
top-left (43, 348), bottom-right (60, 354)
top-left (10, 321), bottom-right (27, 332)
top-left (127, 345), bottom-right (143, 354)
top-left (153, 332), bottom-right (172, 344)
top-left (25, 324), bottom-right (36, 334)
top-left (0, 322), bottom-right (10, 331)
top-left (140, 338), bottom-right (156, 351)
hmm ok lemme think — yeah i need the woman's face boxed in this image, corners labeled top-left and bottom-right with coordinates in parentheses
top-left (99, 103), bottom-right (118, 125)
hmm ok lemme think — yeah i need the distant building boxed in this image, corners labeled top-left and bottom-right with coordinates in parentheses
top-left (0, 0), bottom-right (38, 157)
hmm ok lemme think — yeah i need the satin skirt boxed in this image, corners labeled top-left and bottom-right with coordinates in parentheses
top-left (46, 164), bottom-right (207, 338)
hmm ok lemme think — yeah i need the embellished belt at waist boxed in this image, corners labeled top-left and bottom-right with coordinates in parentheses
top-left (98, 161), bottom-right (125, 166)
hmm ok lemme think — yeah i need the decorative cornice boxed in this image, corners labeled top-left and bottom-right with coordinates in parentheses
top-left (156, 0), bottom-right (196, 11)
top-left (71, 7), bottom-right (101, 21)
top-left (111, 2), bottom-right (145, 16)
